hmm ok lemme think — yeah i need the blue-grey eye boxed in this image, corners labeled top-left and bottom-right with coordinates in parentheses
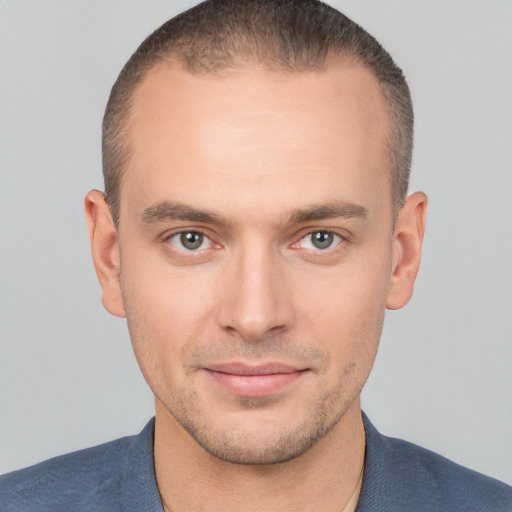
top-left (300, 231), bottom-right (341, 250)
top-left (169, 231), bottom-right (210, 251)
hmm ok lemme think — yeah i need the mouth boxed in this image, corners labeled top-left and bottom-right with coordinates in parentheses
top-left (203, 363), bottom-right (308, 397)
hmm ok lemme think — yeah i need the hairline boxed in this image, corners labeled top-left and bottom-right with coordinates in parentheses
top-left (106, 52), bottom-right (400, 229)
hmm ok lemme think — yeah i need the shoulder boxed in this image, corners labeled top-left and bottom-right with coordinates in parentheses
top-left (381, 435), bottom-right (511, 509)
top-left (0, 436), bottom-right (130, 512)
top-left (359, 413), bottom-right (512, 512)
top-left (0, 419), bottom-right (160, 512)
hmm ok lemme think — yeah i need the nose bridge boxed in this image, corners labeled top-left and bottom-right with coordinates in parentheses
top-left (217, 239), bottom-right (292, 341)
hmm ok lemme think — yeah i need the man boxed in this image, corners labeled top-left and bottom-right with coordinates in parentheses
top-left (1, 0), bottom-right (510, 510)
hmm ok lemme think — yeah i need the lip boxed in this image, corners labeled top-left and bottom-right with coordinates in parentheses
top-left (203, 363), bottom-right (307, 397)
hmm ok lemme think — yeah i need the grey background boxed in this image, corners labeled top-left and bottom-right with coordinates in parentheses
top-left (1, 0), bottom-right (511, 484)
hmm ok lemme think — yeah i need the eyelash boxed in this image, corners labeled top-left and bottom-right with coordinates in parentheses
top-left (164, 228), bottom-right (345, 254)
top-left (292, 230), bottom-right (344, 252)
top-left (165, 229), bottom-right (218, 252)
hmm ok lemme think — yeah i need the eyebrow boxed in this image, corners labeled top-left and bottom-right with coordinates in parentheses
top-left (141, 201), bottom-right (229, 225)
top-left (287, 202), bottom-right (368, 224)
top-left (140, 200), bottom-right (368, 226)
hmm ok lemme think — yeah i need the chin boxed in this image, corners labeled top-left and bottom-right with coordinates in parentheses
top-left (188, 426), bottom-right (329, 465)
top-left (165, 388), bottom-right (352, 465)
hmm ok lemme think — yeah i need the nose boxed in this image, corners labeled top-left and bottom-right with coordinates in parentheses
top-left (216, 244), bottom-right (294, 342)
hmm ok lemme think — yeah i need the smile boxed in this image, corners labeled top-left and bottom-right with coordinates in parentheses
top-left (203, 363), bottom-right (308, 397)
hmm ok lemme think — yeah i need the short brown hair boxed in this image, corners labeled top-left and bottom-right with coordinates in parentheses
top-left (102, 0), bottom-right (413, 226)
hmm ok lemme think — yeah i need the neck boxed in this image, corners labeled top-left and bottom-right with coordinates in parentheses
top-left (154, 399), bottom-right (366, 512)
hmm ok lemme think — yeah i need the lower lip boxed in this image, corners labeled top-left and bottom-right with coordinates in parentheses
top-left (205, 370), bottom-right (305, 397)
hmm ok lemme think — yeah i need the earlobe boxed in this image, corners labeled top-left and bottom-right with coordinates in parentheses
top-left (386, 192), bottom-right (428, 310)
top-left (84, 190), bottom-right (126, 318)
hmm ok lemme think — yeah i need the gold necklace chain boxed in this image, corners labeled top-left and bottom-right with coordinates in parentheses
top-left (340, 450), bottom-right (366, 512)
top-left (162, 435), bottom-right (366, 512)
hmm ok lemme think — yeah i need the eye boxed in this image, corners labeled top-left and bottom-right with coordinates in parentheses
top-left (298, 231), bottom-right (342, 250)
top-left (168, 231), bottom-right (212, 251)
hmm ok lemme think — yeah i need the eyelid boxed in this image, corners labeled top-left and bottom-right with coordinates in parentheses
top-left (160, 226), bottom-right (348, 255)
top-left (163, 227), bottom-right (220, 252)
top-left (291, 228), bottom-right (346, 251)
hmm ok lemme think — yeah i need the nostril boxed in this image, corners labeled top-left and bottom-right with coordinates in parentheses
top-left (215, 252), bottom-right (294, 341)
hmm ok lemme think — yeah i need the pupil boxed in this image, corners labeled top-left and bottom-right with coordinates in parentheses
top-left (312, 231), bottom-right (333, 249)
top-left (181, 232), bottom-right (203, 250)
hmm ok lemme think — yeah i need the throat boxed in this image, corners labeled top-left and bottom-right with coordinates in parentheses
top-left (153, 399), bottom-right (366, 512)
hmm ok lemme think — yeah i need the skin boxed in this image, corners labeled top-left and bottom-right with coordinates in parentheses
top-left (85, 61), bottom-right (427, 511)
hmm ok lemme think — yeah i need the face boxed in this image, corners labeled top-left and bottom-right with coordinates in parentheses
top-left (102, 62), bottom-right (399, 464)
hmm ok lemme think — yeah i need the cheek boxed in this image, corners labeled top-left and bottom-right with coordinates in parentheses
top-left (296, 246), bottom-right (391, 366)
top-left (118, 253), bottom-right (218, 380)
top-left (121, 244), bottom-right (217, 325)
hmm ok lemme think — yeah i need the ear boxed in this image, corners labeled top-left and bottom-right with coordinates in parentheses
top-left (84, 190), bottom-right (126, 318)
top-left (386, 191), bottom-right (428, 310)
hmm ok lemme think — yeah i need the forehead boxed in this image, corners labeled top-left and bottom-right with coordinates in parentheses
top-left (121, 62), bottom-right (391, 223)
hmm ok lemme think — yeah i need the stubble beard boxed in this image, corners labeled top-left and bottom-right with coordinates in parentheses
top-left (156, 366), bottom-right (360, 465)
top-left (122, 283), bottom-right (381, 466)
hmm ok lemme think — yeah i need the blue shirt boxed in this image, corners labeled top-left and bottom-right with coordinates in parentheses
top-left (1, 414), bottom-right (511, 511)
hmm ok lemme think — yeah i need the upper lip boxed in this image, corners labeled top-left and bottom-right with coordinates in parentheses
top-left (205, 363), bottom-right (304, 376)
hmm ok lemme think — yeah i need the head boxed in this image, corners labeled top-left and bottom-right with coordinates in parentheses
top-left (86, 0), bottom-right (426, 465)
top-left (102, 0), bottom-right (414, 228)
